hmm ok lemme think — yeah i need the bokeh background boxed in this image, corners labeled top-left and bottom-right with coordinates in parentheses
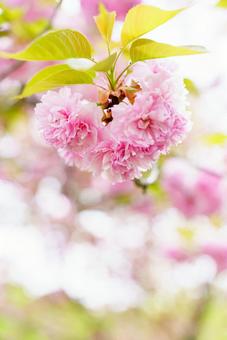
top-left (1, 0), bottom-right (227, 339)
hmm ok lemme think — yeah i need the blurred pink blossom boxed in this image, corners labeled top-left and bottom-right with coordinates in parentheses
top-left (131, 196), bottom-right (154, 216)
top-left (162, 158), bottom-right (223, 218)
top-left (165, 244), bottom-right (227, 273)
top-left (91, 177), bottom-right (135, 196)
top-left (200, 244), bottom-right (227, 272)
top-left (165, 248), bottom-right (190, 263)
top-left (80, 0), bottom-right (141, 20)
top-left (5, 0), bottom-right (53, 21)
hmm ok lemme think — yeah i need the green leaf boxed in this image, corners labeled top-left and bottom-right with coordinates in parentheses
top-left (94, 4), bottom-right (116, 44)
top-left (217, 0), bottom-right (227, 7)
top-left (17, 64), bottom-right (95, 98)
top-left (121, 5), bottom-right (183, 46)
top-left (91, 53), bottom-right (117, 71)
top-left (130, 39), bottom-right (206, 62)
top-left (0, 29), bottom-right (93, 61)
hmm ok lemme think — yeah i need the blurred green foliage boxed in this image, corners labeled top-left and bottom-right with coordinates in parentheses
top-left (1, 284), bottom-right (227, 340)
top-left (0, 3), bottom-right (49, 40)
top-left (197, 297), bottom-right (227, 340)
top-left (217, 0), bottom-right (227, 8)
top-left (0, 285), bottom-right (109, 340)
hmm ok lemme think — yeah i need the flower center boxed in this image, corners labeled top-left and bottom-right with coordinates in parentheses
top-left (138, 117), bottom-right (152, 130)
top-left (76, 122), bottom-right (90, 144)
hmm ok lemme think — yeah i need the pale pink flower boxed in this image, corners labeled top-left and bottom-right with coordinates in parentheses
top-left (90, 137), bottom-right (154, 183)
top-left (80, 0), bottom-right (141, 20)
top-left (112, 61), bottom-right (190, 157)
top-left (162, 158), bottom-right (223, 218)
top-left (35, 61), bottom-right (191, 183)
top-left (35, 87), bottom-right (102, 169)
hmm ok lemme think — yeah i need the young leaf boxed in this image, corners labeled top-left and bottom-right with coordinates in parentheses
top-left (121, 5), bottom-right (183, 46)
top-left (0, 29), bottom-right (93, 61)
top-left (91, 52), bottom-right (117, 71)
top-left (130, 39), bottom-right (206, 62)
top-left (94, 4), bottom-right (116, 44)
top-left (17, 64), bottom-right (95, 98)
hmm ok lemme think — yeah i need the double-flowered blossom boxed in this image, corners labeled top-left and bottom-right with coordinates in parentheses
top-left (35, 61), bottom-right (191, 183)
top-left (90, 138), bottom-right (155, 182)
top-left (111, 62), bottom-right (190, 155)
top-left (35, 87), bottom-right (103, 170)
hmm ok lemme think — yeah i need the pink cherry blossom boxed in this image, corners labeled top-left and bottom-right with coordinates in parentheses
top-left (129, 61), bottom-right (188, 119)
top-left (90, 137), bottom-right (155, 183)
top-left (162, 158), bottom-right (223, 218)
top-left (111, 61), bottom-right (190, 156)
top-left (80, 0), bottom-right (141, 20)
top-left (35, 87), bottom-right (103, 169)
top-left (35, 61), bottom-right (190, 183)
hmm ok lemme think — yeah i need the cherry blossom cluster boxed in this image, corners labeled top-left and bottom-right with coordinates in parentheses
top-left (35, 61), bottom-right (191, 183)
